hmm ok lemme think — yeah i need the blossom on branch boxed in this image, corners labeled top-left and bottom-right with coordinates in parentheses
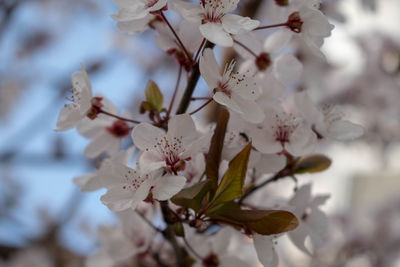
top-left (172, 0), bottom-right (259, 46)
top-left (199, 48), bottom-right (265, 123)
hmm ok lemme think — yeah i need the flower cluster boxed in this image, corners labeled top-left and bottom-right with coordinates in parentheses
top-left (55, 0), bottom-right (364, 266)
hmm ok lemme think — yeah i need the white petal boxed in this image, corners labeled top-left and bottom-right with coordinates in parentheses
top-left (152, 175), bottom-right (186, 201)
top-left (263, 28), bottom-right (292, 54)
top-left (116, 17), bottom-right (151, 34)
top-left (167, 114), bottom-right (198, 145)
top-left (84, 132), bottom-right (120, 159)
top-left (138, 151), bottom-right (166, 174)
top-left (55, 105), bottom-right (83, 132)
top-left (289, 184), bottom-right (312, 216)
top-left (111, 6), bottom-right (148, 22)
top-left (251, 127), bottom-right (282, 154)
top-left (171, 0), bottom-right (202, 23)
top-left (76, 117), bottom-right (110, 138)
top-left (199, 48), bottom-right (221, 90)
top-left (199, 23), bottom-right (233, 47)
top-left (294, 91), bottom-right (323, 125)
top-left (327, 120), bottom-right (364, 141)
top-left (221, 14), bottom-right (259, 35)
top-left (273, 53), bottom-right (303, 83)
top-left (213, 92), bottom-right (242, 114)
top-left (288, 223), bottom-right (312, 256)
top-left (285, 125), bottom-right (317, 156)
top-left (231, 94), bottom-right (265, 123)
top-left (131, 122), bottom-right (165, 151)
top-left (147, 0), bottom-right (168, 12)
top-left (101, 185), bottom-right (135, 211)
top-left (253, 234), bottom-right (279, 267)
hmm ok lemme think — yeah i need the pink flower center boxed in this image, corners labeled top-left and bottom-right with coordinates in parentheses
top-left (271, 114), bottom-right (297, 145)
top-left (202, 0), bottom-right (225, 23)
top-left (106, 120), bottom-right (131, 137)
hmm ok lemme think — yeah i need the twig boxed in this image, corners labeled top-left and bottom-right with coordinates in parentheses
top-left (189, 98), bottom-right (213, 115)
top-left (233, 39), bottom-right (258, 57)
top-left (254, 22), bottom-right (288, 31)
top-left (99, 109), bottom-right (142, 124)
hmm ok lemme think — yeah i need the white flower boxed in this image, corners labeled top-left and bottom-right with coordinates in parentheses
top-left (86, 211), bottom-right (154, 267)
top-left (253, 234), bottom-right (279, 267)
top-left (186, 226), bottom-right (254, 267)
top-left (74, 147), bottom-right (135, 192)
top-left (183, 153), bottom-right (206, 186)
top-left (172, 0), bottom-right (259, 47)
top-left (100, 166), bottom-right (186, 211)
top-left (267, 0), bottom-right (334, 57)
top-left (294, 91), bottom-right (364, 141)
top-left (288, 184), bottom-right (330, 255)
top-left (199, 48), bottom-right (265, 123)
top-left (111, 0), bottom-right (167, 34)
top-left (251, 106), bottom-right (317, 156)
top-left (77, 101), bottom-right (132, 158)
top-left (131, 114), bottom-right (210, 175)
top-left (55, 64), bottom-right (94, 132)
top-left (234, 33), bottom-right (303, 83)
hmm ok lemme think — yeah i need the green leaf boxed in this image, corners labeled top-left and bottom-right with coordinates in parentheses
top-left (208, 203), bottom-right (299, 235)
top-left (173, 221), bottom-right (185, 237)
top-left (145, 80), bottom-right (163, 112)
top-left (171, 181), bottom-right (210, 212)
top-left (206, 109), bottom-right (229, 192)
top-left (209, 142), bottom-right (252, 208)
top-left (140, 101), bottom-right (153, 114)
top-left (293, 154), bottom-right (331, 174)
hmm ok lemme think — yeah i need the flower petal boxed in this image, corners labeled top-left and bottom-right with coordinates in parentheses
top-left (253, 234), bottom-right (279, 267)
top-left (221, 14), bottom-right (259, 35)
top-left (199, 48), bottom-right (221, 90)
top-left (199, 23), bottom-right (233, 47)
top-left (131, 122), bottom-right (165, 151)
top-left (152, 175), bottom-right (186, 201)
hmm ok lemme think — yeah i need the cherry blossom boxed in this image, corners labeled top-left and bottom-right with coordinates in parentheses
top-left (295, 91), bottom-right (364, 141)
top-left (111, 0), bottom-right (167, 34)
top-left (73, 147), bottom-right (135, 192)
top-left (101, 165), bottom-right (186, 211)
top-left (234, 33), bottom-right (303, 83)
top-left (55, 64), bottom-right (95, 132)
top-left (75, 100), bottom-right (132, 158)
top-left (131, 114), bottom-right (210, 175)
top-left (171, 0), bottom-right (259, 47)
top-left (199, 48), bottom-right (265, 123)
top-left (288, 184), bottom-right (330, 255)
top-left (86, 210), bottom-right (154, 267)
top-left (251, 106), bottom-right (317, 156)
top-left (253, 234), bottom-right (279, 267)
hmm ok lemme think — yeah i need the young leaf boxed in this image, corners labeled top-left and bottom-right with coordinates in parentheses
top-left (206, 109), bottom-right (229, 191)
top-left (209, 142), bottom-right (252, 208)
top-left (209, 203), bottom-right (299, 235)
top-left (293, 154), bottom-right (331, 174)
top-left (145, 80), bottom-right (163, 112)
top-left (171, 181), bottom-right (210, 212)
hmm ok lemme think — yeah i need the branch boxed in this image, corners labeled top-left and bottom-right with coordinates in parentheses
top-left (176, 41), bottom-right (215, 115)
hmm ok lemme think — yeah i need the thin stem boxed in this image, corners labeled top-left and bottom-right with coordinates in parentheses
top-left (193, 38), bottom-right (206, 63)
top-left (99, 109), bottom-right (141, 124)
top-left (167, 65), bottom-right (182, 118)
top-left (189, 98), bottom-right (213, 115)
top-left (254, 22), bottom-right (288, 31)
top-left (233, 39), bottom-right (258, 57)
top-left (135, 210), bottom-right (162, 232)
top-left (159, 12), bottom-right (192, 65)
top-left (238, 173), bottom-right (281, 204)
top-left (191, 97), bottom-right (211, 101)
top-left (183, 236), bottom-right (203, 261)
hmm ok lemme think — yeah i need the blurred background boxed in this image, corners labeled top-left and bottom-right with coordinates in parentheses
top-left (0, 0), bottom-right (399, 266)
